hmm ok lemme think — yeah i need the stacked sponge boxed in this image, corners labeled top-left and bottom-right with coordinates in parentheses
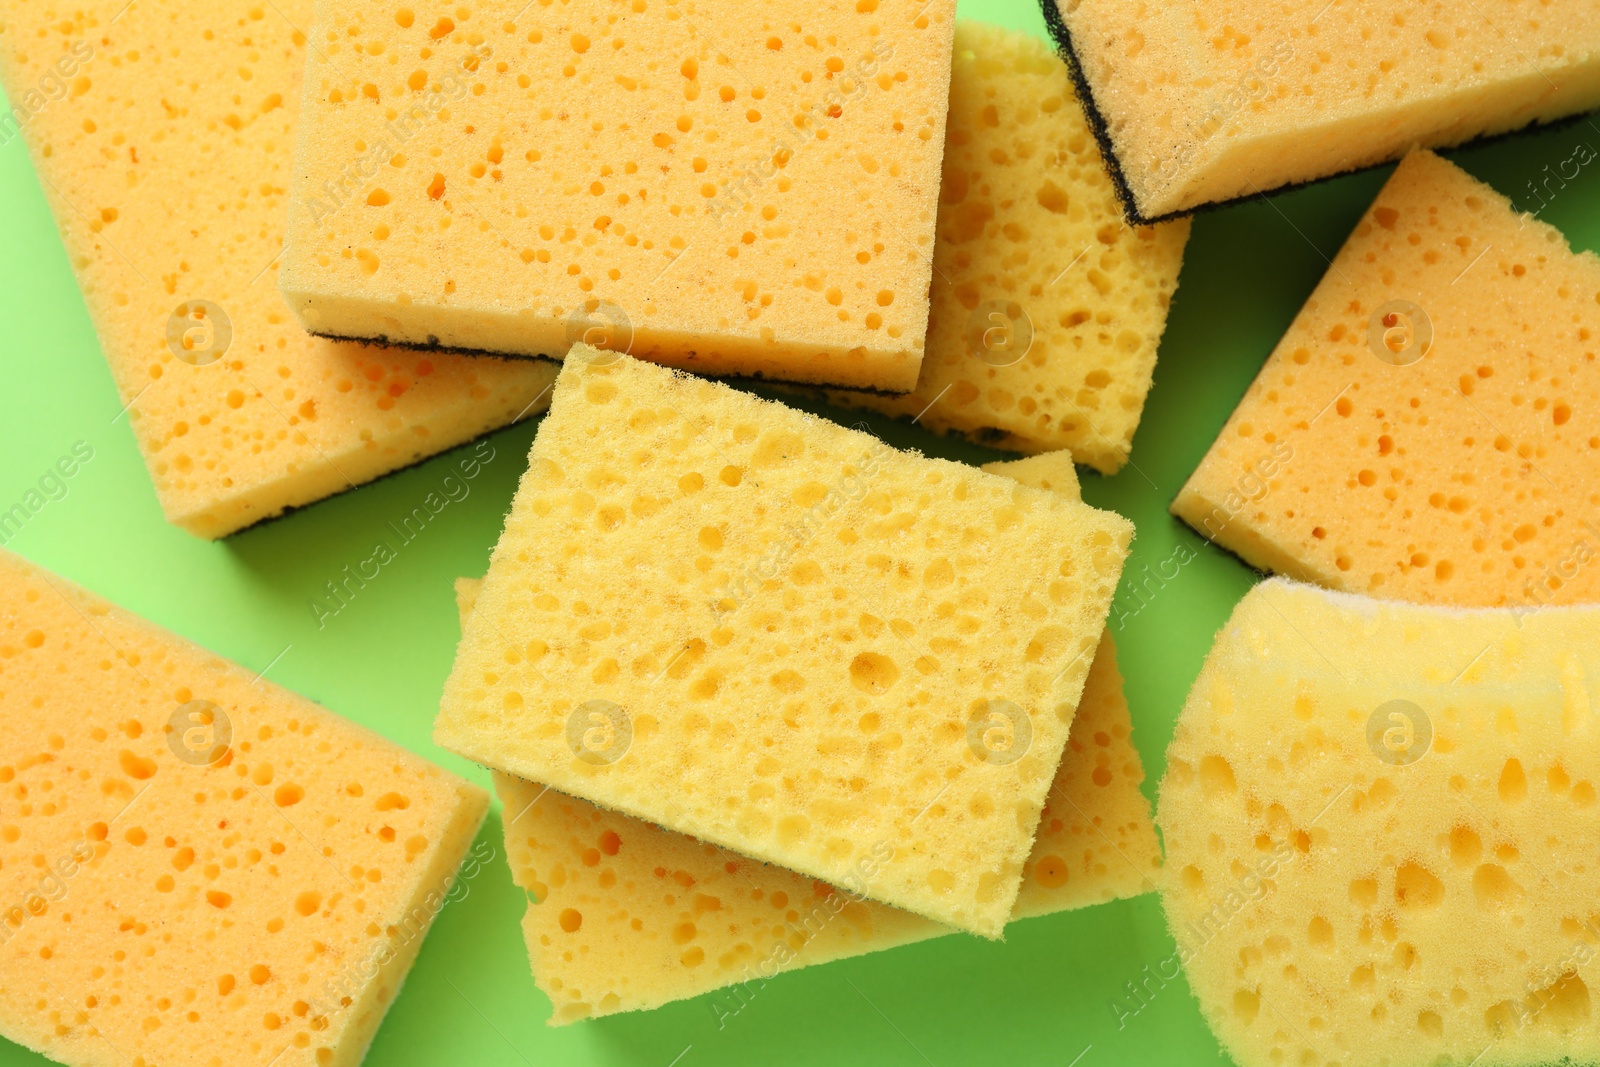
top-left (435, 346), bottom-right (1134, 938)
top-left (809, 22), bottom-right (1190, 472)
top-left (466, 443), bottom-right (1158, 1023)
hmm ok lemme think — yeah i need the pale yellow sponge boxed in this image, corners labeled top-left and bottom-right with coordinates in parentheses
top-left (0, 548), bottom-right (489, 1067)
top-left (1175, 149), bottom-right (1600, 610)
top-left (811, 22), bottom-right (1189, 470)
top-left (435, 347), bottom-right (1133, 937)
top-left (1049, 0), bottom-right (1600, 220)
top-left (461, 583), bottom-right (1157, 1021)
top-left (278, 0), bottom-right (956, 392)
top-left (1159, 578), bottom-right (1600, 1067)
top-left (980, 449), bottom-right (1081, 497)
top-left (0, 0), bottom-right (558, 538)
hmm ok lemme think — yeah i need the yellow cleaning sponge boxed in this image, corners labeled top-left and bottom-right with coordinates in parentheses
top-left (812, 21), bottom-right (1189, 471)
top-left (0, 0), bottom-right (558, 538)
top-left (278, 0), bottom-right (956, 392)
top-left (436, 347), bottom-right (1132, 937)
top-left (1159, 578), bottom-right (1600, 1067)
top-left (0, 548), bottom-right (488, 1067)
top-left (460, 446), bottom-right (1156, 1022)
top-left (1174, 149), bottom-right (1600, 609)
top-left (980, 449), bottom-right (1081, 497)
top-left (1049, 0), bottom-right (1600, 220)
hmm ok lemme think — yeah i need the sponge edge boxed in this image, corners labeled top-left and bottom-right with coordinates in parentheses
top-left (461, 578), bottom-right (1157, 1024)
top-left (804, 21), bottom-right (1189, 470)
top-left (980, 450), bottom-right (1081, 498)
top-left (0, 0), bottom-right (559, 538)
top-left (1049, 0), bottom-right (1600, 220)
top-left (1159, 578), bottom-right (1600, 1067)
top-left (279, 0), bottom-right (957, 392)
top-left (0, 547), bottom-right (488, 1067)
top-left (1172, 149), bottom-right (1600, 608)
top-left (436, 346), bottom-right (1133, 938)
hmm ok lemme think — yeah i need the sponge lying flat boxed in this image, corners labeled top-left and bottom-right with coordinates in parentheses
top-left (0, 548), bottom-right (488, 1067)
top-left (809, 22), bottom-right (1189, 471)
top-left (436, 347), bottom-right (1132, 937)
top-left (461, 447), bottom-right (1157, 1022)
top-left (1049, 0), bottom-right (1600, 221)
top-left (1159, 578), bottom-right (1600, 1067)
top-left (0, 0), bottom-right (558, 538)
top-left (279, 0), bottom-right (956, 392)
top-left (1174, 149), bottom-right (1600, 609)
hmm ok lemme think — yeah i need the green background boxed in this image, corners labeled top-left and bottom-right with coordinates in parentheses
top-left (1, 0), bottom-right (1597, 1063)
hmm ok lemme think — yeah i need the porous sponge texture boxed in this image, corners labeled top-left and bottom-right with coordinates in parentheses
top-left (0, 548), bottom-right (488, 1067)
top-left (1175, 150), bottom-right (1600, 609)
top-left (278, 0), bottom-right (956, 392)
top-left (462, 589), bottom-right (1157, 1022)
top-left (811, 22), bottom-right (1189, 471)
top-left (981, 449), bottom-right (1081, 498)
top-left (0, 0), bottom-right (558, 538)
top-left (1054, 0), bottom-right (1600, 220)
top-left (1159, 578), bottom-right (1600, 1067)
top-left (435, 347), bottom-right (1133, 937)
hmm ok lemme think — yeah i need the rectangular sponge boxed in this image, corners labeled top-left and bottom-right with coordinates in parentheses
top-left (811, 21), bottom-right (1190, 472)
top-left (1174, 149), bottom-right (1600, 609)
top-left (0, 0), bottom-right (558, 538)
top-left (435, 347), bottom-right (1133, 937)
top-left (462, 449), bottom-right (1157, 1023)
top-left (1050, 0), bottom-right (1600, 221)
top-left (278, 0), bottom-right (956, 392)
top-left (1159, 577), bottom-right (1600, 1067)
top-left (0, 547), bottom-right (488, 1067)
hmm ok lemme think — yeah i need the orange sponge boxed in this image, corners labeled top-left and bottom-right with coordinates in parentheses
top-left (0, 548), bottom-right (489, 1067)
top-left (279, 0), bottom-right (957, 392)
top-left (1175, 150), bottom-right (1600, 609)
top-left (0, 0), bottom-right (558, 537)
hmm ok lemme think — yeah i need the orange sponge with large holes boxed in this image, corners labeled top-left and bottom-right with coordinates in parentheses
top-left (1049, 0), bottom-right (1600, 220)
top-left (0, 0), bottom-right (558, 538)
top-left (0, 548), bottom-right (488, 1067)
top-left (1175, 149), bottom-right (1600, 609)
top-left (278, 0), bottom-right (956, 392)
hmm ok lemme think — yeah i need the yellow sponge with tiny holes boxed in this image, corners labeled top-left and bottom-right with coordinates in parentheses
top-left (0, 0), bottom-right (558, 538)
top-left (278, 0), bottom-right (957, 392)
top-left (435, 346), bottom-right (1133, 938)
top-left (459, 444), bottom-right (1156, 1023)
top-left (1174, 149), bottom-right (1600, 609)
top-left (1160, 578), bottom-right (1600, 1067)
top-left (0, 547), bottom-right (488, 1067)
top-left (812, 21), bottom-right (1189, 471)
top-left (1050, 0), bottom-right (1600, 220)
